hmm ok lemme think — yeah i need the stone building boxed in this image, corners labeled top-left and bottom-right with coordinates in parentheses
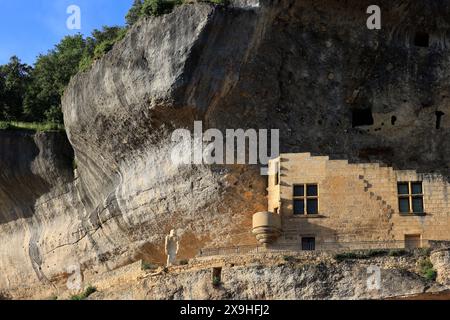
top-left (253, 153), bottom-right (450, 250)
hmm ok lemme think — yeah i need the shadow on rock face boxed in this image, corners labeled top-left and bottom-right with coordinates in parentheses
top-left (0, 131), bottom-right (74, 224)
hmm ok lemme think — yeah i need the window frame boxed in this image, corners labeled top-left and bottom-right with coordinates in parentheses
top-left (293, 183), bottom-right (319, 215)
top-left (301, 237), bottom-right (316, 251)
top-left (397, 181), bottom-right (424, 214)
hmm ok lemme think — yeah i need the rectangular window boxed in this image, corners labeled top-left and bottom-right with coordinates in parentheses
top-left (293, 184), bottom-right (319, 215)
top-left (302, 237), bottom-right (316, 251)
top-left (274, 161), bottom-right (280, 186)
top-left (398, 182), bottom-right (424, 214)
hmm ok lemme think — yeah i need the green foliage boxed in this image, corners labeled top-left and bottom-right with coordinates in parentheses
top-left (78, 53), bottom-right (94, 73)
top-left (0, 121), bottom-right (64, 132)
top-left (126, 0), bottom-right (144, 26)
top-left (334, 249), bottom-right (388, 262)
top-left (334, 252), bottom-right (359, 261)
top-left (212, 276), bottom-right (221, 287)
top-left (208, 0), bottom-right (230, 4)
top-left (141, 0), bottom-right (181, 17)
top-left (388, 249), bottom-right (408, 257)
top-left (94, 40), bottom-right (115, 59)
top-left (82, 26), bottom-right (128, 65)
top-left (0, 56), bottom-right (32, 121)
top-left (418, 258), bottom-right (437, 281)
top-left (0, 0), bottom-right (196, 125)
top-left (70, 286), bottom-right (97, 300)
top-left (0, 122), bottom-right (12, 130)
top-left (23, 35), bottom-right (88, 123)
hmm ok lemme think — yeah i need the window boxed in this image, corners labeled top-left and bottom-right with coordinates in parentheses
top-left (398, 182), bottom-right (424, 214)
top-left (274, 161), bottom-right (280, 186)
top-left (212, 267), bottom-right (222, 286)
top-left (293, 184), bottom-right (318, 215)
top-left (435, 111), bottom-right (444, 129)
top-left (414, 31), bottom-right (429, 47)
top-left (352, 108), bottom-right (374, 127)
top-left (302, 237), bottom-right (316, 251)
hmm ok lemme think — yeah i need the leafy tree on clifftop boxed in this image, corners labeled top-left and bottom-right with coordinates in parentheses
top-left (0, 56), bottom-right (32, 121)
top-left (23, 35), bottom-right (87, 123)
top-left (126, 0), bottom-right (144, 26)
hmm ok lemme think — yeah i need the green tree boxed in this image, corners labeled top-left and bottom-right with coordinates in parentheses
top-left (0, 56), bottom-right (32, 120)
top-left (77, 26), bottom-right (128, 72)
top-left (126, 0), bottom-right (143, 26)
top-left (141, 0), bottom-right (180, 17)
top-left (24, 35), bottom-right (87, 123)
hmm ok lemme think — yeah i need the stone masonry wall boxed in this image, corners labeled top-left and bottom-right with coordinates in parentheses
top-left (268, 153), bottom-right (450, 247)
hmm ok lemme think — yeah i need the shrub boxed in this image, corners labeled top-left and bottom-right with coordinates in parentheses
top-left (94, 40), bottom-right (115, 59)
top-left (70, 286), bottom-right (97, 300)
top-left (418, 258), bottom-right (437, 281)
top-left (0, 122), bottom-right (12, 130)
top-left (141, 0), bottom-right (181, 17)
top-left (334, 252), bottom-right (359, 261)
top-left (388, 249), bottom-right (408, 257)
top-left (209, 0), bottom-right (231, 4)
top-left (78, 54), bottom-right (94, 72)
top-left (334, 250), bottom-right (388, 262)
top-left (424, 268), bottom-right (437, 281)
top-left (212, 276), bottom-right (221, 287)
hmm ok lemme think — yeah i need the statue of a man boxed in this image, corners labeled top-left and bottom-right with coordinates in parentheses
top-left (165, 229), bottom-right (179, 267)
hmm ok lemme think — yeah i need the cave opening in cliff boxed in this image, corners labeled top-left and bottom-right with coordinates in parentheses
top-left (391, 116), bottom-right (397, 125)
top-left (435, 111), bottom-right (445, 129)
top-left (414, 31), bottom-right (430, 47)
top-left (352, 108), bottom-right (374, 127)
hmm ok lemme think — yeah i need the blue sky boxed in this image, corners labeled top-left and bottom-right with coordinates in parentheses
top-left (0, 0), bottom-right (133, 65)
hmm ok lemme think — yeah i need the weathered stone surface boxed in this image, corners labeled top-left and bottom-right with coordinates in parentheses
top-left (2, 0), bottom-right (450, 296)
top-left (12, 251), bottom-right (446, 300)
top-left (431, 249), bottom-right (450, 286)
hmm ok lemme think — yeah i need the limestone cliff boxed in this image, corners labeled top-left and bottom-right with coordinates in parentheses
top-left (1, 0), bottom-right (450, 297)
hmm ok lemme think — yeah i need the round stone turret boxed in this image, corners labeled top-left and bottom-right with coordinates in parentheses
top-left (252, 211), bottom-right (281, 245)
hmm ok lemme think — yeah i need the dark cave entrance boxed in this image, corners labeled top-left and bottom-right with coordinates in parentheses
top-left (212, 267), bottom-right (222, 286)
top-left (352, 108), bottom-right (374, 127)
top-left (391, 116), bottom-right (397, 126)
top-left (435, 111), bottom-right (445, 129)
top-left (414, 31), bottom-right (430, 47)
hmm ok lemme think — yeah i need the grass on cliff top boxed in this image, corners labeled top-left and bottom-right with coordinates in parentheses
top-left (0, 121), bottom-right (65, 132)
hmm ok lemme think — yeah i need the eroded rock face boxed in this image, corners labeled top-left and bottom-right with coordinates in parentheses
top-left (431, 249), bottom-right (450, 286)
top-left (2, 0), bottom-right (450, 293)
